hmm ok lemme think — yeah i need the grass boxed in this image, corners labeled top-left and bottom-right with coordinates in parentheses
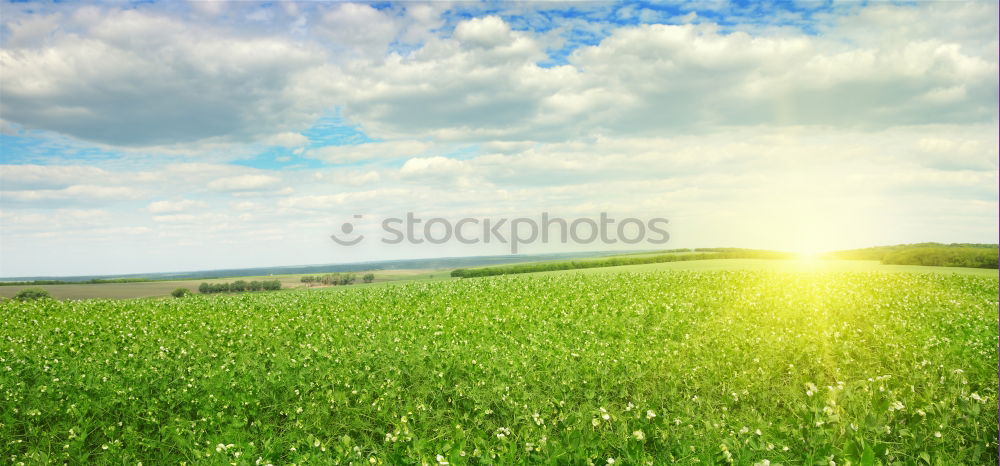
top-left (2, 267), bottom-right (996, 464)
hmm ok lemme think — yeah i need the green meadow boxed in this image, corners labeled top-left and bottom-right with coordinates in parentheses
top-left (2, 260), bottom-right (997, 464)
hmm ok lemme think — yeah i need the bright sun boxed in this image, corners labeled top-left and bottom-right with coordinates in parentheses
top-left (795, 249), bottom-right (823, 261)
top-left (790, 237), bottom-right (832, 261)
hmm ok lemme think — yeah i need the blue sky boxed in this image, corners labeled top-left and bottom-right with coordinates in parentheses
top-left (0, 0), bottom-right (997, 276)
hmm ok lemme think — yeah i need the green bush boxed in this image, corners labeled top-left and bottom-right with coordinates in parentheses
top-left (14, 288), bottom-right (51, 301)
top-left (170, 288), bottom-right (191, 298)
top-left (261, 280), bottom-right (281, 291)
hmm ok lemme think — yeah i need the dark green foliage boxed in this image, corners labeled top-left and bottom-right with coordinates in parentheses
top-left (451, 249), bottom-right (794, 278)
top-left (198, 280), bottom-right (280, 294)
top-left (363, 273), bottom-right (375, 283)
top-left (13, 288), bottom-right (50, 301)
top-left (170, 288), bottom-right (191, 298)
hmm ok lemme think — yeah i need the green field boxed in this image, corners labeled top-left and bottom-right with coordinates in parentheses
top-left (2, 266), bottom-right (996, 464)
top-left (4, 255), bottom-right (993, 301)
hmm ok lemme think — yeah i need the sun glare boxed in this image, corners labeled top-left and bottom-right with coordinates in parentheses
top-left (790, 237), bottom-right (834, 262)
top-left (796, 249), bottom-right (823, 261)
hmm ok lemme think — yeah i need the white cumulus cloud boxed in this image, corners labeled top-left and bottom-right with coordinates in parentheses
top-left (207, 175), bottom-right (282, 192)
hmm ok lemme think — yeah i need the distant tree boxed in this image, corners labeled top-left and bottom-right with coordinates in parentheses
top-left (248, 280), bottom-right (262, 291)
top-left (14, 288), bottom-right (50, 301)
top-left (171, 288), bottom-right (191, 298)
top-left (231, 280), bottom-right (247, 292)
top-left (301, 276), bottom-right (315, 286)
top-left (363, 273), bottom-right (375, 283)
top-left (198, 283), bottom-right (210, 294)
top-left (262, 280), bottom-right (281, 291)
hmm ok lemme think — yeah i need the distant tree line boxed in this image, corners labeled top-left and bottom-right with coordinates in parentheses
top-left (612, 248), bottom-right (694, 256)
top-left (198, 280), bottom-right (281, 294)
top-left (825, 243), bottom-right (998, 269)
top-left (0, 278), bottom-right (152, 286)
top-left (452, 249), bottom-right (794, 278)
top-left (881, 248), bottom-right (998, 269)
top-left (300, 273), bottom-right (375, 286)
top-left (692, 248), bottom-right (791, 254)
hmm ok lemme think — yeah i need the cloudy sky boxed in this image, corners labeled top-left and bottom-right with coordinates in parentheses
top-left (0, 0), bottom-right (997, 277)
